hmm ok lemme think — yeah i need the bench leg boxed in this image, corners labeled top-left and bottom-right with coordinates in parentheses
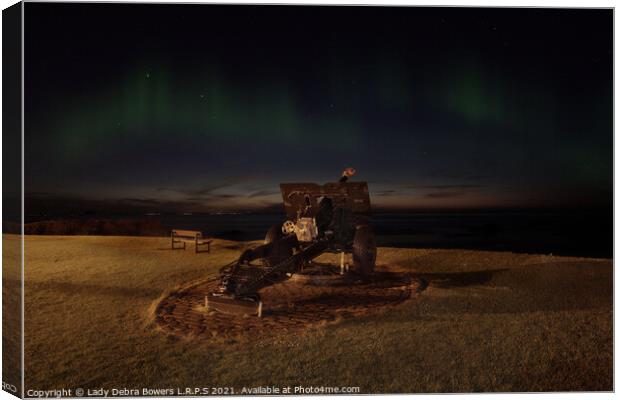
top-left (171, 235), bottom-right (186, 250)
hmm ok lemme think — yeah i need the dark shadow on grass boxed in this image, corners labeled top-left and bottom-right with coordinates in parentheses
top-left (413, 269), bottom-right (509, 289)
top-left (220, 244), bottom-right (245, 250)
top-left (372, 261), bottom-right (612, 322)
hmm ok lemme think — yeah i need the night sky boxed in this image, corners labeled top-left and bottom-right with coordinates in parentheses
top-left (24, 4), bottom-right (612, 214)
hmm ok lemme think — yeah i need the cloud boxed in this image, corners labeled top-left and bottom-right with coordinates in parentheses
top-left (417, 184), bottom-right (484, 190)
top-left (418, 183), bottom-right (484, 199)
top-left (185, 193), bottom-right (237, 202)
top-left (427, 169), bottom-right (489, 181)
top-left (247, 190), bottom-right (280, 198)
top-left (157, 184), bottom-right (230, 197)
top-left (425, 191), bottom-right (465, 198)
top-left (373, 189), bottom-right (398, 196)
top-left (121, 198), bottom-right (161, 205)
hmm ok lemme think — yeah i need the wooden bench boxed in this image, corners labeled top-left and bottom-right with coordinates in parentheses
top-left (171, 229), bottom-right (212, 253)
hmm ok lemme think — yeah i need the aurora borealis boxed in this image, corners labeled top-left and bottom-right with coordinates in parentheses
top-left (24, 4), bottom-right (612, 214)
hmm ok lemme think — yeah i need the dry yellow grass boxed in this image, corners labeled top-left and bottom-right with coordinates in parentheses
top-left (3, 234), bottom-right (612, 393)
top-left (3, 235), bottom-right (22, 394)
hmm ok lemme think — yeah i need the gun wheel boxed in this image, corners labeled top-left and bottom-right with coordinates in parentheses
top-left (281, 220), bottom-right (296, 234)
top-left (353, 225), bottom-right (376, 275)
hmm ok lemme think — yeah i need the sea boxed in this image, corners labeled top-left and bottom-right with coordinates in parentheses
top-left (151, 210), bottom-right (612, 259)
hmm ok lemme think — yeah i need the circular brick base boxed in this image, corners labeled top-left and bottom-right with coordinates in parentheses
top-left (154, 267), bottom-right (422, 340)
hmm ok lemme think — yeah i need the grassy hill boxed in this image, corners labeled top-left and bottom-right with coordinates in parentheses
top-left (5, 234), bottom-right (612, 393)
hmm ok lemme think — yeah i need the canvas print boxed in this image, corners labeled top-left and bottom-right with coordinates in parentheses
top-left (2, 2), bottom-right (613, 396)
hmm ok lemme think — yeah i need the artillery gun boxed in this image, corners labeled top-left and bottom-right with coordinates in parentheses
top-left (206, 169), bottom-right (377, 316)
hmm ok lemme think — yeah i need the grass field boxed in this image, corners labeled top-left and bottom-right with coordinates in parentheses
top-left (3, 234), bottom-right (21, 395)
top-left (6, 234), bottom-right (612, 393)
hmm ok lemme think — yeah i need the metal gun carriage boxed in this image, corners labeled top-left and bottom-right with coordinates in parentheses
top-left (206, 169), bottom-right (377, 316)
